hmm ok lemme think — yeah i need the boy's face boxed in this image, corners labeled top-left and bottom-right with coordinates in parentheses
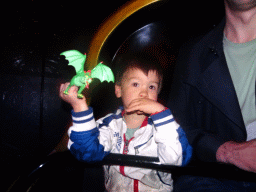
top-left (115, 68), bottom-right (160, 111)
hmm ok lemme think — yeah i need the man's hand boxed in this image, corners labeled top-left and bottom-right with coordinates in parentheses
top-left (217, 139), bottom-right (256, 173)
top-left (126, 98), bottom-right (165, 115)
top-left (59, 82), bottom-right (89, 112)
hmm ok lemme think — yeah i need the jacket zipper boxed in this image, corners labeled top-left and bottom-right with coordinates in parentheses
top-left (120, 134), bottom-right (139, 192)
top-left (134, 135), bottom-right (153, 155)
top-left (120, 134), bottom-right (133, 176)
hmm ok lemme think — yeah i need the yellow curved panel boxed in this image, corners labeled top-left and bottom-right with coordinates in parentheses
top-left (86, 0), bottom-right (162, 69)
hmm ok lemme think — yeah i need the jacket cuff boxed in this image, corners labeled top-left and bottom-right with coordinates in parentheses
top-left (150, 108), bottom-right (173, 128)
top-left (71, 107), bottom-right (94, 124)
top-left (69, 107), bottom-right (96, 133)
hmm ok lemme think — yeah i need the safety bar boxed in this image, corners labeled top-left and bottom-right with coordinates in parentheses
top-left (8, 151), bottom-right (256, 192)
top-left (102, 153), bottom-right (255, 182)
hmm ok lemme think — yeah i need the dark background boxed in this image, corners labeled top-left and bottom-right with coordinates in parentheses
top-left (1, 0), bottom-right (225, 190)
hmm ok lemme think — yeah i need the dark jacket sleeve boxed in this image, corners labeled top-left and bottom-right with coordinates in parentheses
top-left (167, 43), bottom-right (225, 163)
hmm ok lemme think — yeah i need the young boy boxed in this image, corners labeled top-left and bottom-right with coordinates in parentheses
top-left (59, 54), bottom-right (192, 192)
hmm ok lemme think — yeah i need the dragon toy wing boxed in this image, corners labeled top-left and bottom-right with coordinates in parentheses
top-left (91, 62), bottom-right (115, 83)
top-left (60, 50), bottom-right (86, 74)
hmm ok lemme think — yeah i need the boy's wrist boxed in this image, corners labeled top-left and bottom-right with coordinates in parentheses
top-left (73, 103), bottom-right (89, 112)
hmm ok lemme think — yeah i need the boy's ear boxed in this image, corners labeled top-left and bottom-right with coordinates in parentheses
top-left (115, 84), bottom-right (122, 98)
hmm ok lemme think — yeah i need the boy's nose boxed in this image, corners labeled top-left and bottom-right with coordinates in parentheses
top-left (139, 89), bottom-right (148, 98)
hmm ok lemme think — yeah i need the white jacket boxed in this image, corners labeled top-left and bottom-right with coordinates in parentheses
top-left (68, 107), bottom-right (192, 192)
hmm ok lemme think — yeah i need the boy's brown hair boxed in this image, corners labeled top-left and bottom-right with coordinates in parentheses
top-left (113, 52), bottom-right (163, 92)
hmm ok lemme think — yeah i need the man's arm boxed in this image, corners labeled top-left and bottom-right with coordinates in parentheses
top-left (169, 72), bottom-right (256, 172)
top-left (167, 45), bottom-right (226, 163)
top-left (217, 139), bottom-right (256, 173)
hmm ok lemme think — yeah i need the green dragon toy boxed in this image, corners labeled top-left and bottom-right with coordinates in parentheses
top-left (61, 50), bottom-right (115, 99)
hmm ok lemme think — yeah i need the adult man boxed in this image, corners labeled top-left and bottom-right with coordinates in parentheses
top-left (168, 0), bottom-right (256, 191)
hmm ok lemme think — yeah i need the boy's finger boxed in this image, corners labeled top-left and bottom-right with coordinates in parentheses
top-left (126, 104), bottom-right (142, 113)
top-left (69, 86), bottom-right (78, 93)
top-left (60, 84), bottom-right (66, 96)
top-left (60, 83), bottom-right (69, 91)
top-left (128, 99), bottom-right (148, 109)
top-left (59, 84), bottom-right (63, 92)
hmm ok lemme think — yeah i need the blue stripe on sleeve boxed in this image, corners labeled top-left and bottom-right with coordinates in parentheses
top-left (71, 107), bottom-right (93, 117)
top-left (151, 108), bottom-right (171, 121)
top-left (73, 116), bottom-right (94, 124)
top-left (70, 128), bottom-right (110, 162)
top-left (177, 127), bottom-right (192, 166)
top-left (151, 109), bottom-right (174, 127)
top-left (154, 118), bottom-right (175, 127)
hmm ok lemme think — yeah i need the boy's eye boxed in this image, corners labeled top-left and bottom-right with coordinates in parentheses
top-left (149, 85), bottom-right (157, 90)
top-left (132, 83), bottom-right (139, 87)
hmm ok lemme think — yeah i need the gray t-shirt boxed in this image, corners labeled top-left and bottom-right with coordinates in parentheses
top-left (223, 35), bottom-right (256, 141)
top-left (123, 117), bottom-right (140, 141)
top-left (125, 127), bottom-right (139, 141)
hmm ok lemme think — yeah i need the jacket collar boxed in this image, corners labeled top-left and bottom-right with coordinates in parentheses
top-left (188, 19), bottom-right (245, 130)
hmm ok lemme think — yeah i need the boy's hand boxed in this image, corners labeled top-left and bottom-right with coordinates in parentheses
top-left (59, 83), bottom-right (89, 112)
top-left (126, 98), bottom-right (165, 115)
